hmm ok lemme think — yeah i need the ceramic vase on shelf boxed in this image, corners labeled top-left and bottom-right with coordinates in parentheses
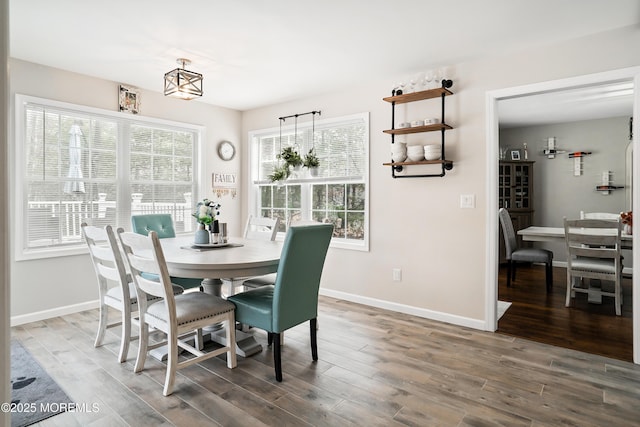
top-left (194, 223), bottom-right (209, 244)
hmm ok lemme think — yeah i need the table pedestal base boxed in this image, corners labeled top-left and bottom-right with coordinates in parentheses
top-left (208, 329), bottom-right (262, 357)
top-left (202, 277), bottom-right (263, 357)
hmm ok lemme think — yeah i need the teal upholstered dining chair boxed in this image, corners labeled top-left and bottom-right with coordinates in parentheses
top-left (131, 214), bottom-right (203, 290)
top-left (227, 223), bottom-right (333, 382)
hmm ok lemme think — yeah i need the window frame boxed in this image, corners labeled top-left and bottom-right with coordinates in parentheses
top-left (14, 94), bottom-right (203, 260)
top-left (248, 112), bottom-right (369, 251)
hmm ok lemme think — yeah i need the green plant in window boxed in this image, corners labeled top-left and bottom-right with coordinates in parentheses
top-left (268, 163), bottom-right (291, 182)
top-left (302, 148), bottom-right (320, 168)
top-left (277, 146), bottom-right (303, 168)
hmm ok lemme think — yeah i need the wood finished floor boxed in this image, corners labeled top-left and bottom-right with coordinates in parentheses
top-left (497, 264), bottom-right (633, 362)
top-left (12, 295), bottom-right (640, 426)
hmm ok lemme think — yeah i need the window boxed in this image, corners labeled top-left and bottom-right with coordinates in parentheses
top-left (15, 94), bottom-right (201, 259)
top-left (249, 113), bottom-right (369, 250)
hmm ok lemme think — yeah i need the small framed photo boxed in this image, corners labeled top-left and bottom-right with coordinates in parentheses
top-left (510, 150), bottom-right (521, 161)
top-left (119, 84), bottom-right (140, 114)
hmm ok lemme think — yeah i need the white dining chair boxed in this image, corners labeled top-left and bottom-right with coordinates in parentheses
top-left (221, 215), bottom-right (281, 291)
top-left (564, 217), bottom-right (624, 315)
top-left (243, 214), bottom-right (281, 241)
top-left (82, 223), bottom-right (184, 363)
top-left (580, 211), bottom-right (620, 220)
top-left (117, 229), bottom-right (237, 396)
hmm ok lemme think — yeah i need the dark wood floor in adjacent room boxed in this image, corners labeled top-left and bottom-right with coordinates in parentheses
top-left (497, 263), bottom-right (633, 362)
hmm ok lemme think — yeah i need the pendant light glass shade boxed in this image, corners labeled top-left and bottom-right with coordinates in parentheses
top-left (164, 58), bottom-right (203, 100)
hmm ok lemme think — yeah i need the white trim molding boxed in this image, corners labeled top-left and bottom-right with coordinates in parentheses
top-left (10, 300), bottom-right (99, 327)
top-left (485, 66), bottom-right (640, 364)
top-left (320, 288), bottom-right (486, 331)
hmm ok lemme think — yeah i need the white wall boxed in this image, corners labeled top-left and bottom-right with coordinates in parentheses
top-left (242, 24), bottom-right (640, 327)
top-left (501, 117), bottom-right (631, 262)
top-left (9, 59), bottom-right (243, 320)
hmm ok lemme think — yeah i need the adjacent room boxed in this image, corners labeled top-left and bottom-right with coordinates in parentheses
top-left (2, 1), bottom-right (640, 426)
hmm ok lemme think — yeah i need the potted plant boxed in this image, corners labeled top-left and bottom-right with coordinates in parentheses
top-left (268, 163), bottom-right (291, 183)
top-left (277, 146), bottom-right (303, 170)
top-left (303, 148), bottom-right (320, 176)
top-left (191, 198), bottom-right (221, 243)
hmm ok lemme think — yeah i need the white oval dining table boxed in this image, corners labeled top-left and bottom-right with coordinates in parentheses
top-left (159, 235), bottom-right (283, 357)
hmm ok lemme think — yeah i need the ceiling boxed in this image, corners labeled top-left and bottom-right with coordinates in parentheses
top-left (9, 0), bottom-right (640, 115)
top-left (499, 81), bottom-right (635, 129)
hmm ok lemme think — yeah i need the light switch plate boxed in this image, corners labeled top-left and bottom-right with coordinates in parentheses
top-left (460, 194), bottom-right (476, 208)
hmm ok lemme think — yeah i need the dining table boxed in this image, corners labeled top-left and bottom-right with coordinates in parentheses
top-left (518, 226), bottom-right (633, 248)
top-left (159, 235), bottom-right (283, 357)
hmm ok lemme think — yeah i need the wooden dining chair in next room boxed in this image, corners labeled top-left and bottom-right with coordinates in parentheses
top-left (81, 223), bottom-right (184, 363)
top-left (131, 213), bottom-right (203, 291)
top-left (227, 223), bottom-right (333, 382)
top-left (564, 217), bottom-right (624, 316)
top-left (498, 208), bottom-right (553, 292)
top-left (118, 229), bottom-right (237, 396)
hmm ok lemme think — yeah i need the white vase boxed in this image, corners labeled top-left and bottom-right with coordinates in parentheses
top-left (194, 223), bottom-right (209, 244)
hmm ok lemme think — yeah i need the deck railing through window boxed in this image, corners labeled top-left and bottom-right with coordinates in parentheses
top-left (27, 194), bottom-right (192, 248)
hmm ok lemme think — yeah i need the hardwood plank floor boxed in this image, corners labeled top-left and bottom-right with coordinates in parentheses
top-left (12, 295), bottom-right (640, 426)
top-left (497, 263), bottom-right (633, 362)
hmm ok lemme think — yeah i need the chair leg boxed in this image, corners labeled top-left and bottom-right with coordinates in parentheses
top-left (565, 271), bottom-right (573, 308)
top-left (310, 318), bottom-right (318, 361)
top-left (134, 322), bottom-right (149, 374)
top-left (163, 331), bottom-right (178, 396)
top-left (94, 302), bottom-right (108, 347)
top-left (615, 277), bottom-right (622, 316)
top-left (506, 261), bottom-right (513, 287)
top-left (225, 315), bottom-right (237, 369)
top-left (273, 333), bottom-right (282, 382)
top-left (545, 262), bottom-right (553, 293)
top-left (194, 328), bottom-right (204, 351)
top-left (118, 307), bottom-right (131, 363)
top-left (267, 332), bottom-right (273, 346)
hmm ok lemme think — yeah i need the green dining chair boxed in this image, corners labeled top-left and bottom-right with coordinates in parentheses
top-left (131, 214), bottom-right (203, 290)
top-left (227, 223), bottom-right (333, 382)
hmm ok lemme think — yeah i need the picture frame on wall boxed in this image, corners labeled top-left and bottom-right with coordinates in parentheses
top-left (510, 150), bottom-right (521, 161)
top-left (119, 84), bottom-right (140, 114)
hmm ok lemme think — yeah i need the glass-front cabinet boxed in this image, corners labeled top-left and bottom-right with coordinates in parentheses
top-left (499, 161), bottom-right (533, 211)
top-left (499, 160), bottom-right (535, 262)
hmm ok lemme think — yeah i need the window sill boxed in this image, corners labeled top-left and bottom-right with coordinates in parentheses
top-left (16, 245), bottom-right (87, 261)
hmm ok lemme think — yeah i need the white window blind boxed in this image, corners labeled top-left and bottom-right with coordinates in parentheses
top-left (16, 94), bottom-right (200, 259)
top-left (250, 113), bottom-right (369, 250)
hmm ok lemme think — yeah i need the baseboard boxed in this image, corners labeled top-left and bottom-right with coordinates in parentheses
top-left (319, 288), bottom-right (486, 330)
top-left (11, 300), bottom-right (100, 327)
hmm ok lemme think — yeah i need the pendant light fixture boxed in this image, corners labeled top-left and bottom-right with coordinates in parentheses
top-left (164, 58), bottom-right (203, 100)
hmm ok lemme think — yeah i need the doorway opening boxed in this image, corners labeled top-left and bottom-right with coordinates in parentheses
top-left (485, 67), bottom-right (640, 364)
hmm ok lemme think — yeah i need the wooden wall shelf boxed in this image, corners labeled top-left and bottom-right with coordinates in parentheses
top-left (382, 82), bottom-right (455, 178)
top-left (383, 123), bottom-right (452, 135)
top-left (383, 87), bottom-right (453, 104)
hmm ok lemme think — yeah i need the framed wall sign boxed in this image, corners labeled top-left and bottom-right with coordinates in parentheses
top-left (119, 84), bottom-right (140, 114)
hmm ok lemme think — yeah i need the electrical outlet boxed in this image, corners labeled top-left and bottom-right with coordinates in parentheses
top-left (460, 194), bottom-right (476, 208)
top-left (392, 268), bottom-right (402, 281)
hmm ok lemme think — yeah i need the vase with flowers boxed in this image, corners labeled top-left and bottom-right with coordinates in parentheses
top-left (192, 198), bottom-right (221, 244)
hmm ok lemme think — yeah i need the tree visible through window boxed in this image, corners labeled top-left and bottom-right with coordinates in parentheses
top-left (16, 95), bottom-right (200, 258)
top-left (250, 113), bottom-right (369, 250)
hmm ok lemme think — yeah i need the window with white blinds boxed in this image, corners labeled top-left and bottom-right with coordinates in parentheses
top-left (15, 94), bottom-right (200, 259)
top-left (250, 113), bottom-right (369, 250)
